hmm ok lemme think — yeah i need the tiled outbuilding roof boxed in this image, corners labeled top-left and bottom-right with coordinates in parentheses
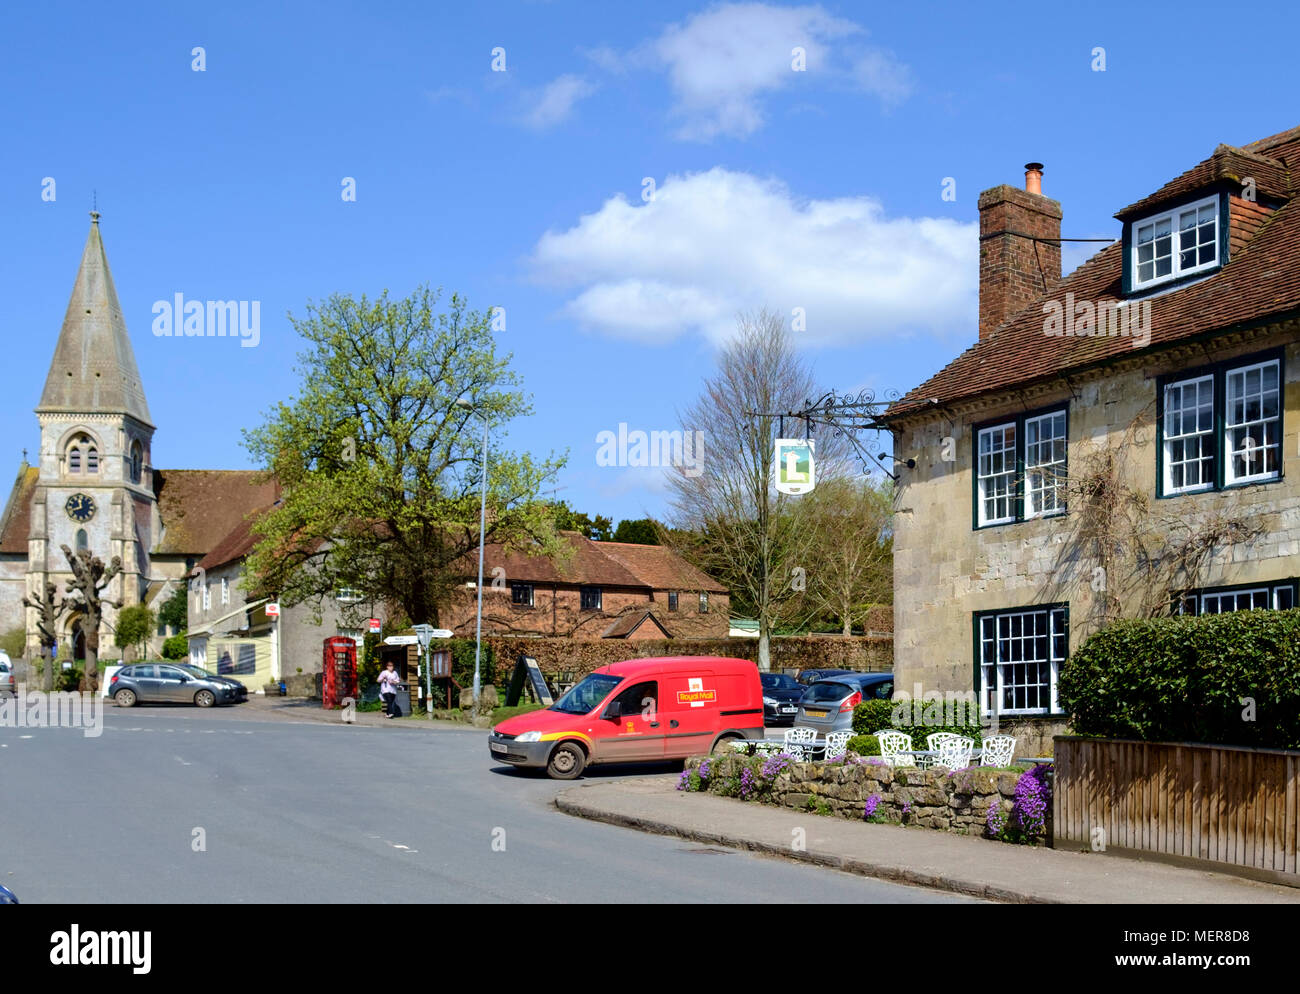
top-left (0, 466), bottom-right (39, 555)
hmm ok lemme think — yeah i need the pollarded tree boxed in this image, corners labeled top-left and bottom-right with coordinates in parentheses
top-left (242, 285), bottom-right (566, 627)
top-left (21, 580), bottom-right (65, 691)
top-left (61, 544), bottom-right (122, 692)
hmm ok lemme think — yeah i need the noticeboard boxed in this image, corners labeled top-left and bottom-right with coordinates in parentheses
top-left (505, 655), bottom-right (553, 707)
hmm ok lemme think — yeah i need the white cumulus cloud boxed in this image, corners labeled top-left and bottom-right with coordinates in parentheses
top-left (590, 3), bottom-right (912, 140)
top-left (522, 74), bottom-right (597, 130)
top-left (530, 168), bottom-right (977, 347)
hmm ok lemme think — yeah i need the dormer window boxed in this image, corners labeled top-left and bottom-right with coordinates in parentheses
top-left (1132, 196), bottom-right (1219, 290)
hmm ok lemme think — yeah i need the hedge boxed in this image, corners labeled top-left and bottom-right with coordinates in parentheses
top-left (852, 698), bottom-right (983, 746)
top-left (1059, 610), bottom-right (1300, 749)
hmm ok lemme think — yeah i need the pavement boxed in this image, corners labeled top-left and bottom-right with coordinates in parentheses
top-left (555, 775), bottom-right (1300, 904)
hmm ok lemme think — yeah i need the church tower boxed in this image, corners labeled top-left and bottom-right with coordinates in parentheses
top-left (26, 213), bottom-right (156, 658)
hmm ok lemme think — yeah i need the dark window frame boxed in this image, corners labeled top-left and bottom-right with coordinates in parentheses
top-left (1172, 577), bottom-right (1299, 616)
top-left (971, 602), bottom-right (1069, 719)
top-left (511, 582), bottom-right (534, 608)
top-left (580, 586), bottom-right (602, 611)
top-left (971, 404), bottom-right (1070, 530)
top-left (667, 591), bottom-right (678, 612)
top-left (1155, 347), bottom-right (1285, 499)
top-left (1121, 190), bottom-right (1231, 297)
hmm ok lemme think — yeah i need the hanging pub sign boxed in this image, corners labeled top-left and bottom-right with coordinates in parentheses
top-left (774, 438), bottom-right (815, 495)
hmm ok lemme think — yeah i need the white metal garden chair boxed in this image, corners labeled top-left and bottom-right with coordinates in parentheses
top-left (877, 730), bottom-right (915, 767)
top-left (936, 736), bottom-right (974, 770)
top-left (824, 730), bottom-right (851, 759)
top-left (784, 726), bottom-right (817, 761)
top-left (980, 734), bottom-right (1016, 768)
top-left (924, 732), bottom-right (961, 770)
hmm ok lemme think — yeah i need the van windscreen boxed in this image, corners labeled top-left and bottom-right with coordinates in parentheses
top-left (550, 673), bottom-right (622, 715)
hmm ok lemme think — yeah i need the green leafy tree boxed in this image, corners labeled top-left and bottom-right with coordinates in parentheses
top-left (157, 584), bottom-right (188, 633)
top-left (114, 604), bottom-right (155, 661)
top-left (612, 518), bottom-right (660, 545)
top-left (242, 286), bottom-right (566, 627)
top-left (552, 501), bottom-right (613, 541)
top-left (162, 633), bottom-right (189, 660)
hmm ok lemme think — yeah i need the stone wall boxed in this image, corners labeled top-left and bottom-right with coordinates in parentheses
top-left (686, 754), bottom-right (1051, 840)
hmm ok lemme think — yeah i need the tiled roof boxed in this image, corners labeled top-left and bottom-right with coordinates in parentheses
top-left (153, 470), bottom-right (279, 556)
top-left (1114, 144), bottom-right (1290, 220)
top-left (601, 610), bottom-right (672, 639)
top-left (196, 502), bottom-right (278, 572)
top-left (0, 465), bottom-right (39, 555)
top-left (472, 532), bottom-right (646, 587)
top-left (596, 541), bottom-right (728, 593)
top-left (889, 126), bottom-right (1300, 419)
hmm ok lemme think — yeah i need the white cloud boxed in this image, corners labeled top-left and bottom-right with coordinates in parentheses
top-left (851, 49), bottom-right (913, 108)
top-left (530, 168), bottom-right (977, 347)
top-left (523, 74), bottom-right (597, 130)
top-left (590, 3), bottom-right (911, 140)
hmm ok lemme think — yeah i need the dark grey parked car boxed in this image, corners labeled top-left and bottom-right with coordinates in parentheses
top-left (794, 672), bottom-right (894, 736)
top-left (109, 663), bottom-right (248, 708)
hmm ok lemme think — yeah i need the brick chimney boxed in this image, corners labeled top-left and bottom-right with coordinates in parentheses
top-left (977, 163), bottom-right (1062, 340)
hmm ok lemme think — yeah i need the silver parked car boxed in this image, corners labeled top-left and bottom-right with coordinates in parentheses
top-left (794, 673), bottom-right (894, 736)
top-left (109, 662), bottom-right (248, 708)
top-left (0, 652), bottom-right (14, 697)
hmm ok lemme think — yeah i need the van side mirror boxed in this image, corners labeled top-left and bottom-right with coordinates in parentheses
top-left (602, 701), bottom-right (621, 721)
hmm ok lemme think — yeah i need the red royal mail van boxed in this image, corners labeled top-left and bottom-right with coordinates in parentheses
top-left (489, 656), bottom-right (764, 779)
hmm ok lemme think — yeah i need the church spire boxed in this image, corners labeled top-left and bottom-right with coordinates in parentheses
top-left (36, 214), bottom-right (153, 427)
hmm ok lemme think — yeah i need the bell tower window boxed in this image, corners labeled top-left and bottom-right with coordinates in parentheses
top-left (129, 441), bottom-right (143, 484)
top-left (66, 433), bottom-right (99, 476)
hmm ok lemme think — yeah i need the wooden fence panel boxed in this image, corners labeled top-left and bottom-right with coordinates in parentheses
top-left (1053, 737), bottom-right (1300, 880)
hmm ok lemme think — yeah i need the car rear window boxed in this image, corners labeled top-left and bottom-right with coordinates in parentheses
top-left (804, 681), bottom-right (853, 704)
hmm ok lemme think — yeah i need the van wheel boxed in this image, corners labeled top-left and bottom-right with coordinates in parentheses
top-left (546, 742), bottom-right (586, 780)
top-left (712, 735), bottom-right (740, 756)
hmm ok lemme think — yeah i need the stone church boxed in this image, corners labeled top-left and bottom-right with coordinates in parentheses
top-left (0, 215), bottom-right (275, 661)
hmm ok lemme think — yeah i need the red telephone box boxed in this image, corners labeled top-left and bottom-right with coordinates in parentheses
top-left (322, 636), bottom-right (358, 709)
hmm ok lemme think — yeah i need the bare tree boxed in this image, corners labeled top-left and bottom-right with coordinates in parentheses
top-left (21, 581), bottom-right (65, 692)
top-left (665, 309), bottom-right (834, 670)
top-left (794, 476), bottom-right (893, 634)
top-left (61, 545), bottom-right (122, 692)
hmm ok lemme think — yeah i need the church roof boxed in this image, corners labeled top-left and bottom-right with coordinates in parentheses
top-left (0, 465), bottom-right (39, 555)
top-left (152, 470), bottom-right (279, 557)
top-left (37, 215), bottom-right (153, 426)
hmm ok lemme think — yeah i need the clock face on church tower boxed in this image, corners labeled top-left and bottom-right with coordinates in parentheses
top-left (65, 493), bottom-right (96, 522)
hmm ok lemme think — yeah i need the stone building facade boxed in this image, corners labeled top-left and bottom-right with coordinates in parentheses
top-left (884, 126), bottom-right (1300, 751)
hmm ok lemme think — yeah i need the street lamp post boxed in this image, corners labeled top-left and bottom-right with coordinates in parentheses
top-left (456, 397), bottom-right (489, 708)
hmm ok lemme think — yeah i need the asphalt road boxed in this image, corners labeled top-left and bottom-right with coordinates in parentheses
top-left (0, 703), bottom-right (976, 903)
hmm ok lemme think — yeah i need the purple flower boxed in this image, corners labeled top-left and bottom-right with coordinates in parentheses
top-left (1010, 764), bottom-right (1051, 838)
top-left (739, 767), bottom-right (757, 800)
top-left (986, 798), bottom-right (1007, 836)
top-left (863, 794), bottom-right (881, 820)
top-left (676, 770), bottom-right (690, 791)
top-left (698, 759), bottom-right (712, 782)
top-left (760, 753), bottom-right (792, 780)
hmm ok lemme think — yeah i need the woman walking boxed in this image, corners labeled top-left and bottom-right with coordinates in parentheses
top-left (378, 660), bottom-right (402, 719)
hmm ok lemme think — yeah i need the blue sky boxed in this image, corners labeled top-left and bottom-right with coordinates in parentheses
top-left (3, 0), bottom-right (1298, 524)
